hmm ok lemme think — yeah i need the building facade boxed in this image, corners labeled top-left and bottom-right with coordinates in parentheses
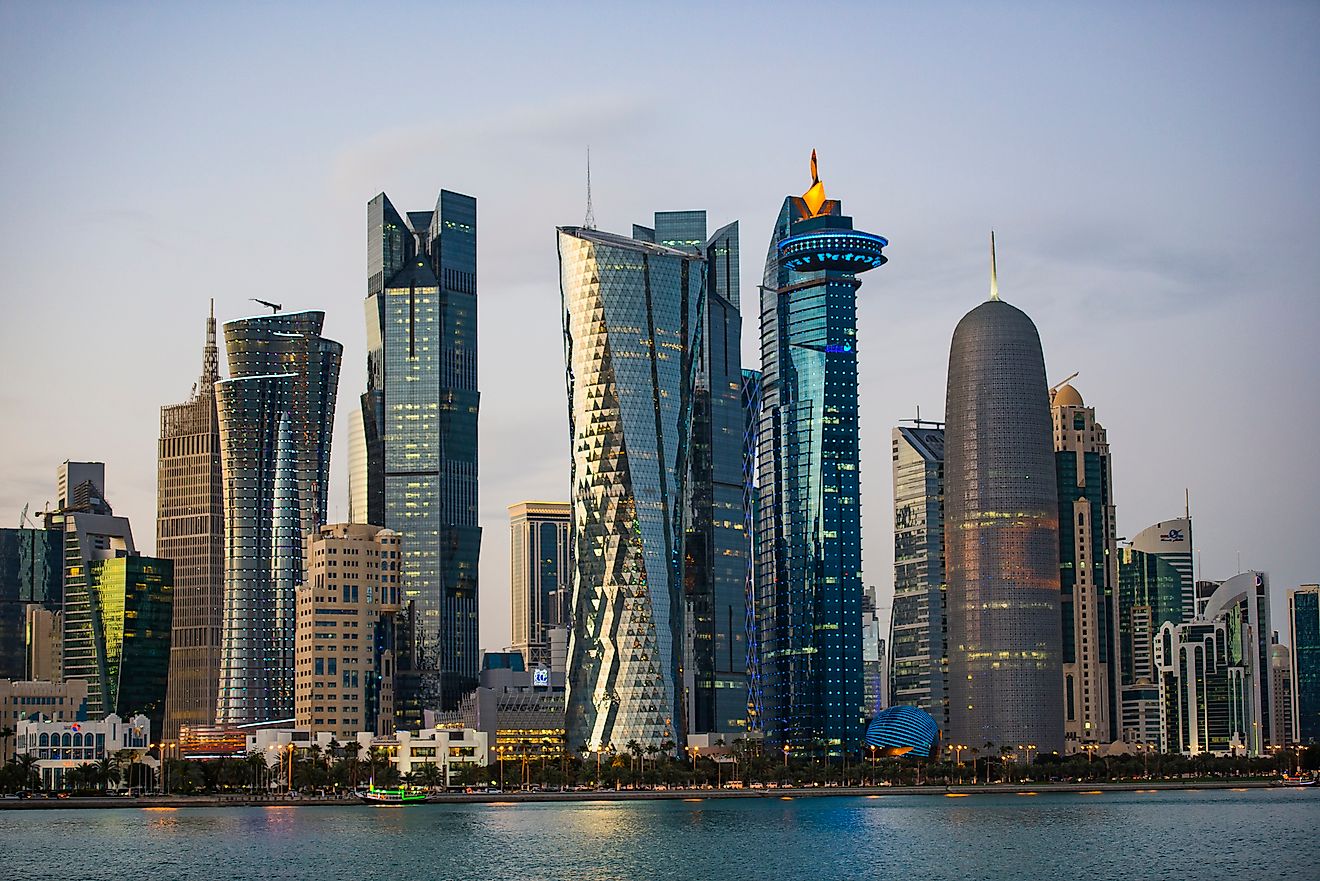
top-left (361, 190), bottom-right (481, 723)
top-left (16, 712), bottom-right (151, 790)
top-left (431, 650), bottom-right (567, 765)
top-left (24, 605), bottom-right (62, 680)
top-left (295, 523), bottom-right (402, 739)
top-left (889, 423), bottom-right (947, 731)
top-left (944, 245), bottom-right (1064, 755)
top-left (559, 224), bottom-right (704, 750)
top-left (1116, 546), bottom-right (1185, 745)
top-left (1130, 518), bottom-right (1195, 623)
top-left (0, 678), bottom-right (88, 762)
top-left (741, 368), bottom-right (763, 731)
top-left (159, 302), bottom-right (225, 738)
top-left (1202, 572), bottom-right (1276, 752)
top-left (1290, 585), bottom-right (1319, 743)
top-left (0, 526), bottom-right (62, 680)
top-left (508, 502), bottom-right (572, 670)
top-left (1050, 383), bottom-right (1118, 749)
top-left (1155, 618), bottom-right (1251, 755)
top-left (1271, 642), bottom-right (1295, 747)
top-left (754, 155), bottom-right (887, 753)
top-left (215, 310), bottom-right (342, 726)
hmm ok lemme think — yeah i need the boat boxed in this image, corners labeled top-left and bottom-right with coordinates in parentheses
top-left (359, 785), bottom-right (430, 804)
top-left (1275, 775), bottom-right (1315, 788)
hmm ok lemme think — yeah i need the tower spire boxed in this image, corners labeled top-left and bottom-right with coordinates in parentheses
top-left (989, 230), bottom-right (1000, 301)
top-left (584, 146), bottom-right (595, 230)
top-left (200, 298), bottom-right (219, 394)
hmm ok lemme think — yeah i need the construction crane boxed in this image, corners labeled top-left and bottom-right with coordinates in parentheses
top-left (1049, 370), bottom-right (1080, 398)
top-left (18, 503), bottom-right (27, 528)
top-left (250, 298), bottom-right (282, 314)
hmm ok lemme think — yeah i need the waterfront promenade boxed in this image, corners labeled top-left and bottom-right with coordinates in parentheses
top-left (0, 778), bottom-right (1287, 810)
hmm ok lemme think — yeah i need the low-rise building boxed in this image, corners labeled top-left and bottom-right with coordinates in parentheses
top-left (15, 712), bottom-right (151, 789)
top-left (1, 679), bottom-right (88, 762)
top-left (359, 727), bottom-right (488, 785)
top-left (429, 651), bottom-right (566, 764)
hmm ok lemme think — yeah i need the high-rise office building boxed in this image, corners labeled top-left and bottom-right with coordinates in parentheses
top-left (215, 310), bottom-right (341, 726)
top-left (0, 526), bottom-right (62, 680)
top-left (558, 223), bottom-right (704, 749)
top-left (1154, 616), bottom-right (1250, 755)
top-left (1130, 518), bottom-right (1195, 622)
top-left (75, 554), bottom-right (173, 737)
top-left (1288, 584), bottom-right (1319, 743)
top-left (862, 585), bottom-right (887, 717)
top-left (755, 154), bottom-right (887, 753)
top-left (1116, 545), bottom-right (1184, 745)
top-left (1050, 382), bottom-right (1118, 749)
top-left (639, 211), bottom-right (748, 736)
top-left (296, 523), bottom-right (401, 739)
top-left (945, 238), bottom-right (1064, 755)
top-left (1271, 641), bottom-right (1295, 747)
top-left (1200, 571), bottom-right (1276, 752)
top-left (508, 502), bottom-right (572, 670)
top-left (741, 368), bottom-right (763, 731)
top-left (24, 605), bottom-right (62, 680)
top-left (889, 423), bottom-right (947, 731)
top-left (361, 190), bottom-right (481, 722)
top-left (159, 302), bottom-right (225, 738)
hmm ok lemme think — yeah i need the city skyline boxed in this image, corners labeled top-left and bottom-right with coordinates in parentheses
top-left (2, 3), bottom-right (1318, 654)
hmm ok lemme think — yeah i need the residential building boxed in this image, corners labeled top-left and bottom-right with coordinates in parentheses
top-left (1116, 546), bottom-right (1184, 745)
top-left (295, 523), bottom-right (402, 739)
top-left (508, 502), bottom-right (572, 669)
top-left (754, 153), bottom-right (888, 753)
top-left (360, 190), bottom-right (481, 723)
top-left (15, 712), bottom-right (151, 790)
top-left (945, 238), bottom-right (1064, 755)
top-left (0, 525), bottom-right (62, 680)
top-left (1130, 518), bottom-right (1195, 623)
top-left (558, 223), bottom-right (704, 750)
top-left (0, 678), bottom-right (88, 761)
top-left (159, 301), bottom-right (225, 739)
top-left (888, 422), bottom-right (946, 731)
top-left (215, 310), bottom-right (341, 726)
top-left (1288, 584), bottom-right (1319, 743)
top-left (1050, 382), bottom-right (1118, 749)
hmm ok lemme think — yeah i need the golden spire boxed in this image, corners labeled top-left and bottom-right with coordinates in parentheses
top-left (802, 149), bottom-right (828, 217)
top-left (989, 230), bottom-right (1000, 301)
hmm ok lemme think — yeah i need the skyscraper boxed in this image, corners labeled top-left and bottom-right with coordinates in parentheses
top-left (1116, 545), bottom-right (1184, 745)
top-left (159, 302), bottom-right (224, 738)
top-left (1050, 382), bottom-right (1118, 749)
top-left (0, 525), bottom-right (62, 680)
top-left (1289, 585), bottom-right (1319, 743)
top-left (361, 190), bottom-right (481, 722)
top-left (1199, 571), bottom-right (1276, 753)
top-left (741, 368), bottom-right (763, 731)
top-left (1130, 518), bottom-right (1195, 622)
top-left (1271, 641), bottom-right (1295, 748)
top-left (755, 153), bottom-right (887, 752)
top-left (889, 423), bottom-right (947, 731)
top-left (642, 211), bottom-right (748, 736)
top-left (215, 310), bottom-right (341, 726)
top-left (945, 237), bottom-right (1064, 755)
top-left (508, 501), bottom-right (572, 670)
top-left (559, 223), bottom-right (704, 749)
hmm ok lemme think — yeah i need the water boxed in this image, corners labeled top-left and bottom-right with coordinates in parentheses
top-left (1, 789), bottom-right (1315, 880)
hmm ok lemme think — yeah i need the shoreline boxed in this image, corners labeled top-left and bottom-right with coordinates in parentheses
top-left (0, 779), bottom-right (1289, 810)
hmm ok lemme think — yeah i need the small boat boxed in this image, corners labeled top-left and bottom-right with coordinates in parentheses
top-left (1276, 775), bottom-right (1315, 788)
top-left (359, 785), bottom-right (430, 804)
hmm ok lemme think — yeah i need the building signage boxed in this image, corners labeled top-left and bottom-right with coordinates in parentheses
top-left (533, 667), bottom-right (550, 687)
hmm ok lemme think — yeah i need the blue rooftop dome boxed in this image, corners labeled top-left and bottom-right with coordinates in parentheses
top-left (864, 706), bottom-right (940, 759)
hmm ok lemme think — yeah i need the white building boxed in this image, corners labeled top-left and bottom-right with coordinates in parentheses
top-left (16, 713), bottom-right (152, 789)
top-left (357, 727), bottom-right (488, 785)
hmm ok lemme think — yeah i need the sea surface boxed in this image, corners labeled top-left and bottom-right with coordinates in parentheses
top-left (1, 788), bottom-right (1315, 881)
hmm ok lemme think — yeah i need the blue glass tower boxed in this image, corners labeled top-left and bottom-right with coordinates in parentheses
top-left (755, 153), bottom-right (887, 753)
top-left (362, 190), bottom-right (481, 722)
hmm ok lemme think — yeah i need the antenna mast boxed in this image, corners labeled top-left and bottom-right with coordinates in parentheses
top-left (584, 146), bottom-right (596, 229)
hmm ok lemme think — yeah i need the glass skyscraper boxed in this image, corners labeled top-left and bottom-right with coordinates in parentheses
top-left (508, 501), bottom-right (571, 670)
top-left (559, 224), bottom-right (704, 749)
top-left (361, 190), bottom-right (481, 722)
top-left (1050, 383), bottom-right (1118, 748)
top-left (1289, 585), bottom-right (1319, 743)
top-left (944, 247), bottom-right (1064, 755)
top-left (889, 423), bottom-right (947, 732)
top-left (1116, 545), bottom-right (1184, 744)
top-left (741, 368), bottom-right (763, 730)
top-left (159, 302), bottom-right (224, 738)
top-left (0, 527), bottom-right (62, 680)
top-left (1130, 518), bottom-right (1195, 623)
top-left (215, 310), bottom-right (341, 726)
top-left (755, 155), bottom-right (887, 752)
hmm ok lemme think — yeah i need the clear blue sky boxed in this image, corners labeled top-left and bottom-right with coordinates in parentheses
top-left (2, 1), bottom-right (1317, 647)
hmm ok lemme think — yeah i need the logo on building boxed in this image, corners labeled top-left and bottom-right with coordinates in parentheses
top-left (1160, 529), bottom-right (1184, 543)
top-left (533, 667), bottom-right (550, 687)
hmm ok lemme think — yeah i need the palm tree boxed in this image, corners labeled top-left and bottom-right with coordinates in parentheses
top-left (0, 726), bottom-right (14, 761)
top-left (625, 739), bottom-right (642, 775)
top-left (96, 756), bottom-right (121, 792)
top-left (12, 753), bottom-right (41, 791)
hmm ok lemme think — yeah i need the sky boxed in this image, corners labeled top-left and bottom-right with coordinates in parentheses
top-left (1, 1), bottom-right (1317, 649)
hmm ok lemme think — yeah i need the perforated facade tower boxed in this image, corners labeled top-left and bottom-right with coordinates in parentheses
top-left (160, 303), bottom-right (224, 738)
top-left (945, 297), bottom-right (1064, 754)
top-left (362, 190), bottom-right (480, 723)
top-left (559, 225), bottom-right (703, 749)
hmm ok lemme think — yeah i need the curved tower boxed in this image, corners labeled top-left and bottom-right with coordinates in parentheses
top-left (945, 236), bottom-right (1063, 754)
